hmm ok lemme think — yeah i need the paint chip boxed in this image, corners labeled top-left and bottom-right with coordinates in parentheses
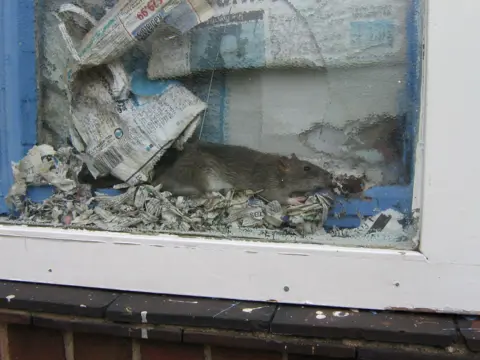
top-left (141, 311), bottom-right (148, 324)
top-left (168, 299), bottom-right (198, 304)
top-left (80, 304), bottom-right (87, 308)
top-left (242, 306), bottom-right (268, 313)
top-left (316, 311), bottom-right (326, 320)
top-left (6, 295), bottom-right (15, 302)
top-left (333, 311), bottom-right (350, 318)
top-left (140, 311), bottom-right (149, 339)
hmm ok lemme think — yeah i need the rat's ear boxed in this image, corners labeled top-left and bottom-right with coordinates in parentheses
top-left (278, 156), bottom-right (291, 173)
top-left (290, 153), bottom-right (299, 161)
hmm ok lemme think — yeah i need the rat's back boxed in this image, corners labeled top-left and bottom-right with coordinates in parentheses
top-left (153, 142), bottom-right (278, 195)
top-left (193, 142), bottom-right (278, 191)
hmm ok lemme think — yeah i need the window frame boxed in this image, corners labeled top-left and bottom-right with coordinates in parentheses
top-left (1, 0), bottom-right (480, 314)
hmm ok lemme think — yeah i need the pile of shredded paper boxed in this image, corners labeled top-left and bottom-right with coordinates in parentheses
top-left (3, 145), bottom-right (334, 237)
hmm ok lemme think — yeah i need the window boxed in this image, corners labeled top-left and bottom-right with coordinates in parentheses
top-left (0, 0), bottom-right (479, 313)
top-left (3, 0), bottom-right (424, 249)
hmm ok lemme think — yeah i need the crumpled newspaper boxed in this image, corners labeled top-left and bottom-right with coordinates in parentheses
top-left (6, 145), bottom-right (83, 211)
top-left (69, 64), bottom-right (207, 186)
top-left (6, 146), bottom-right (335, 236)
top-left (38, 2), bottom-right (210, 186)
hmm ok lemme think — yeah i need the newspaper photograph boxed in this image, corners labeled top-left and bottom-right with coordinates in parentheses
top-left (148, 0), bottom-right (408, 79)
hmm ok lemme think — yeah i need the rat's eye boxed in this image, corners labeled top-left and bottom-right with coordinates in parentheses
top-left (304, 166), bottom-right (311, 171)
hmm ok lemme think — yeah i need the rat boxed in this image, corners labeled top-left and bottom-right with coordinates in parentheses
top-left (150, 142), bottom-right (334, 205)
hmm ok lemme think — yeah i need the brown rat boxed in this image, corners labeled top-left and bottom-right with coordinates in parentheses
top-left (151, 142), bottom-right (334, 205)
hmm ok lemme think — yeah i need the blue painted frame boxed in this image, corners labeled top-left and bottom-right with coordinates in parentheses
top-left (0, 0), bottom-right (38, 213)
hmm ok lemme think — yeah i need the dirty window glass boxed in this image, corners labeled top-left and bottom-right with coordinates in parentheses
top-left (1, 0), bottom-right (424, 249)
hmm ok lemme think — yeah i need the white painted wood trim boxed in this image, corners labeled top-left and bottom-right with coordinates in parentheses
top-left (2, 0), bottom-right (480, 313)
top-left (0, 224), bottom-right (478, 313)
top-left (419, 0), bottom-right (480, 265)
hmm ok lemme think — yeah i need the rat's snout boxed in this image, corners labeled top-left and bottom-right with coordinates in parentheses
top-left (319, 170), bottom-right (334, 187)
top-left (308, 171), bottom-right (332, 190)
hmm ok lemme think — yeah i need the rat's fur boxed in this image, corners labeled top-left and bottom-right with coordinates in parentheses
top-left (78, 142), bottom-right (334, 204)
top-left (151, 142), bottom-right (333, 204)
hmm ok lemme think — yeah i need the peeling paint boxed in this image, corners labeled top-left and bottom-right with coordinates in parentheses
top-left (5, 295), bottom-right (15, 302)
top-left (140, 311), bottom-right (148, 339)
top-left (242, 306), bottom-right (269, 313)
top-left (141, 311), bottom-right (148, 323)
top-left (168, 299), bottom-right (198, 304)
top-left (316, 311), bottom-right (326, 320)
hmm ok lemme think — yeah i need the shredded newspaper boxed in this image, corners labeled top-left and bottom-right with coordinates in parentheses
top-left (5, 145), bottom-right (83, 211)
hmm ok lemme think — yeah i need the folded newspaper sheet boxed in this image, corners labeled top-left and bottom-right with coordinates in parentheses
top-left (6, 146), bottom-right (335, 236)
top-left (148, 0), bottom-right (408, 79)
top-left (70, 65), bottom-right (206, 185)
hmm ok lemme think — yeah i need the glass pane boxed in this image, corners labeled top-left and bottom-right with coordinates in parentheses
top-left (1, 0), bottom-right (425, 250)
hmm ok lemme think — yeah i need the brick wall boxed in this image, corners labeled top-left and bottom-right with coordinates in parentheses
top-left (0, 311), bottom-right (477, 360)
top-left (0, 324), bottom-right (297, 360)
top-left (0, 281), bottom-right (479, 360)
